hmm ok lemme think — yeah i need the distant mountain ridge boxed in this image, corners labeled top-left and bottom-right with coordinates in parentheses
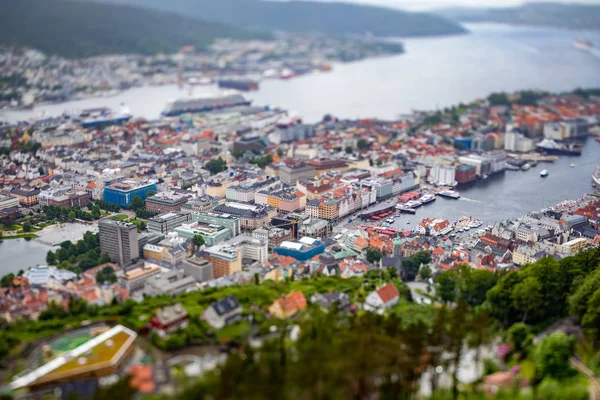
top-left (0, 0), bottom-right (271, 58)
top-left (438, 2), bottom-right (600, 31)
top-left (83, 0), bottom-right (467, 38)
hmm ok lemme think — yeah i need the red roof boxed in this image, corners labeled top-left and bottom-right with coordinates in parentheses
top-left (376, 283), bottom-right (399, 304)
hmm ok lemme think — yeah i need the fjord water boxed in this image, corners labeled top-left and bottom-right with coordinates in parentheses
top-left (4, 23), bottom-right (600, 123)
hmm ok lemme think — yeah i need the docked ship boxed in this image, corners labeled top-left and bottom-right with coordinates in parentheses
top-left (593, 163), bottom-right (600, 188)
top-left (405, 200), bottom-right (423, 209)
top-left (419, 193), bottom-right (437, 205)
top-left (217, 79), bottom-right (259, 91)
top-left (536, 139), bottom-right (582, 156)
top-left (540, 169), bottom-right (549, 177)
top-left (438, 190), bottom-right (460, 199)
top-left (79, 107), bottom-right (132, 128)
top-left (574, 38), bottom-right (594, 51)
top-left (162, 94), bottom-right (251, 116)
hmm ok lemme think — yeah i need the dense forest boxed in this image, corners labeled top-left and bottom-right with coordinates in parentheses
top-left (439, 3), bottom-right (600, 31)
top-left (1, 0), bottom-right (270, 58)
top-left (79, 0), bottom-right (467, 38)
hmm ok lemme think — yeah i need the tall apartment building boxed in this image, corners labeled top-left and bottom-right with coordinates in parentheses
top-left (99, 219), bottom-right (139, 267)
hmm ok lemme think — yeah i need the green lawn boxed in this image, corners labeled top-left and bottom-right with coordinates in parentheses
top-left (1, 233), bottom-right (38, 240)
top-left (110, 214), bottom-right (129, 221)
top-left (216, 321), bottom-right (252, 342)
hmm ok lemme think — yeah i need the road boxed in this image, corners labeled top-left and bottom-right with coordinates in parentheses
top-left (570, 357), bottom-right (600, 400)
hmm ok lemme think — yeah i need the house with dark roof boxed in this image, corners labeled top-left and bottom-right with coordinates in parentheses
top-left (310, 291), bottom-right (351, 313)
top-left (203, 296), bottom-right (243, 330)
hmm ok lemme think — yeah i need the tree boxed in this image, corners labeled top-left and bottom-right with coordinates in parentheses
top-left (402, 251), bottom-right (431, 281)
top-left (22, 222), bottom-right (32, 232)
top-left (276, 148), bottom-right (285, 157)
top-left (46, 251), bottom-right (56, 265)
top-left (96, 266), bottom-right (117, 284)
top-left (146, 190), bottom-right (156, 197)
top-left (205, 158), bottom-right (227, 175)
top-left (38, 166), bottom-right (44, 175)
top-left (365, 247), bottom-right (382, 264)
top-left (68, 211), bottom-right (76, 221)
top-left (435, 270), bottom-right (459, 304)
top-left (511, 276), bottom-right (543, 323)
top-left (419, 264), bottom-right (432, 280)
top-left (192, 234), bottom-right (205, 252)
top-left (508, 322), bottom-right (532, 355)
top-left (0, 273), bottom-right (15, 288)
top-left (129, 195), bottom-right (145, 211)
top-left (345, 146), bottom-right (353, 154)
top-left (488, 92), bottom-right (509, 106)
top-left (357, 139), bottom-right (370, 150)
top-left (534, 331), bottom-right (575, 380)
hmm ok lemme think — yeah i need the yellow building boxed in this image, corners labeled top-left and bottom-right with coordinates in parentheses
top-left (206, 180), bottom-right (238, 198)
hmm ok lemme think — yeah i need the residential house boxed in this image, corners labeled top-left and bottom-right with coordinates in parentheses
top-left (269, 291), bottom-right (307, 319)
top-left (364, 283), bottom-right (400, 313)
top-left (203, 296), bottom-right (243, 330)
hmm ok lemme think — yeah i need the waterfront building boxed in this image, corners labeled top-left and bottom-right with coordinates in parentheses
top-left (103, 179), bottom-right (158, 208)
top-left (543, 119), bottom-right (588, 140)
top-left (454, 164), bottom-right (477, 184)
top-left (428, 165), bottom-right (455, 186)
top-left (99, 219), bottom-right (139, 267)
top-left (504, 130), bottom-right (534, 153)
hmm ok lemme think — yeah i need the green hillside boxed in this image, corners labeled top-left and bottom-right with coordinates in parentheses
top-left (0, 0), bottom-right (271, 58)
top-left (439, 2), bottom-right (600, 31)
top-left (85, 0), bottom-right (467, 38)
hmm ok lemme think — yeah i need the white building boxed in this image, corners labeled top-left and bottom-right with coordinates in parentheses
top-left (428, 165), bottom-right (455, 186)
top-left (504, 131), bottom-right (534, 153)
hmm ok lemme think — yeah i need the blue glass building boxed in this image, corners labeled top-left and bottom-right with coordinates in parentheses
top-left (103, 180), bottom-right (158, 208)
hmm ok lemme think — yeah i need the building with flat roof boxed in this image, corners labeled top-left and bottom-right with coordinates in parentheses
top-left (209, 203), bottom-right (269, 232)
top-left (99, 219), bottom-right (139, 267)
top-left (204, 245), bottom-right (242, 278)
top-left (147, 212), bottom-right (192, 234)
top-left (174, 221), bottom-right (233, 246)
top-left (273, 237), bottom-right (325, 262)
top-left (192, 211), bottom-right (241, 236)
top-left (279, 164), bottom-right (316, 186)
top-left (10, 325), bottom-right (136, 392)
top-left (11, 186), bottom-right (41, 207)
top-left (143, 243), bottom-right (186, 267)
top-left (144, 269), bottom-right (196, 297)
top-left (103, 179), bottom-right (158, 208)
top-left (38, 184), bottom-right (89, 208)
top-left (145, 191), bottom-right (191, 213)
top-left (0, 193), bottom-right (20, 210)
top-left (119, 263), bottom-right (162, 292)
top-left (182, 256), bottom-right (213, 282)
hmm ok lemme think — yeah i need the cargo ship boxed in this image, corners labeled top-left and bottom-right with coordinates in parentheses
top-left (79, 107), bottom-right (132, 128)
top-left (217, 79), bottom-right (259, 91)
top-left (536, 139), bottom-right (582, 156)
top-left (162, 94), bottom-right (251, 116)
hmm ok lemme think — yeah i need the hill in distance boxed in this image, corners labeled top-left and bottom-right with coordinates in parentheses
top-left (84, 0), bottom-right (467, 38)
top-left (438, 2), bottom-right (600, 31)
top-left (0, 0), bottom-right (271, 58)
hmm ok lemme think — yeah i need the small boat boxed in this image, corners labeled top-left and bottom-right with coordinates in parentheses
top-left (540, 169), bottom-right (549, 177)
top-left (438, 190), bottom-right (460, 199)
top-left (406, 220), bottom-right (411, 224)
top-left (521, 163), bottom-right (531, 171)
top-left (571, 164), bottom-right (576, 168)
